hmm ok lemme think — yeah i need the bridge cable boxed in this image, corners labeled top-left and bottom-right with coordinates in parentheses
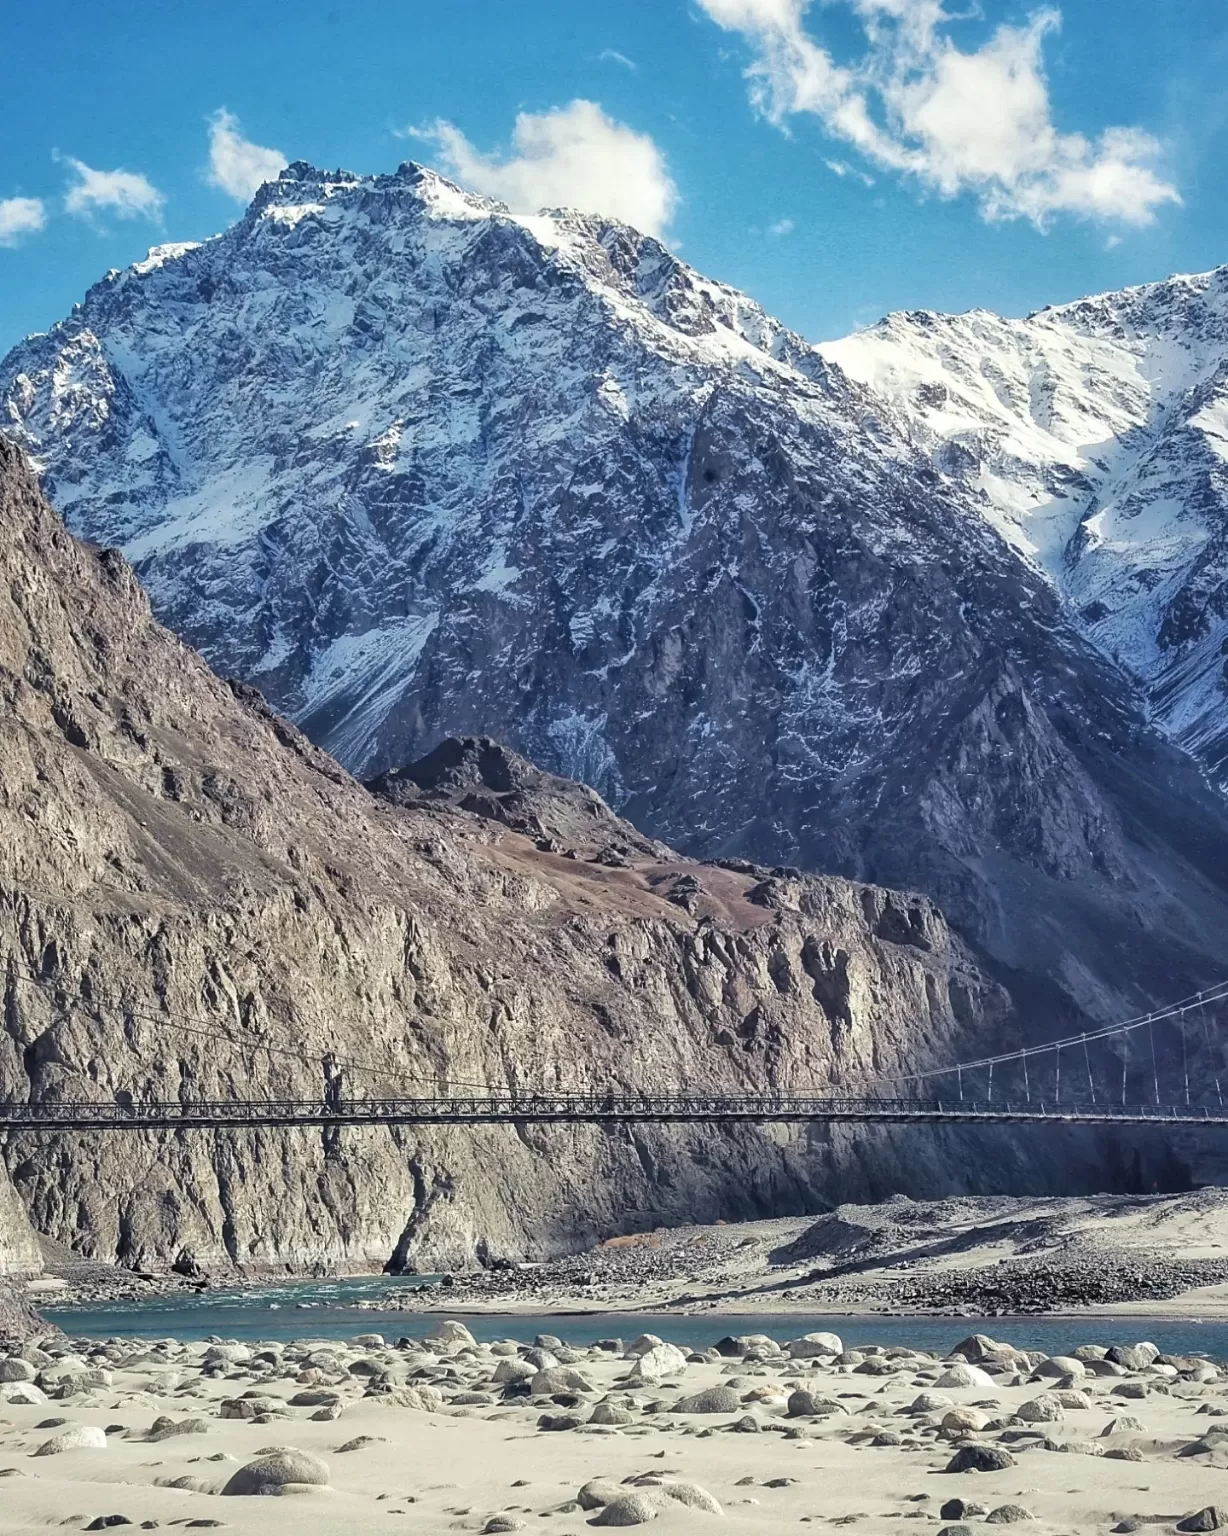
top-left (1055, 1043), bottom-right (1061, 1104)
top-left (1150, 1019), bottom-right (1160, 1105)
top-left (1083, 1034), bottom-right (1095, 1106)
top-left (1200, 992), bottom-right (1225, 1109)
top-left (1122, 1032), bottom-right (1128, 1108)
top-left (3, 967), bottom-right (499, 1098)
top-left (867, 977), bottom-right (1228, 1091)
top-left (1182, 1008), bottom-right (1191, 1107)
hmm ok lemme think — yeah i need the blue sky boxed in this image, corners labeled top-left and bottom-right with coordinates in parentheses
top-left (2, 0), bottom-right (1226, 356)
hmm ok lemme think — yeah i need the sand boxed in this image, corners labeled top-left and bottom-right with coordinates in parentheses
top-left (3, 1321), bottom-right (1228, 1536)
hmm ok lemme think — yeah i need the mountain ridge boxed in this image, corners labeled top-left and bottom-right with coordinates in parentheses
top-left (10, 432), bottom-right (1127, 1272)
top-left (4, 161), bottom-right (1228, 1035)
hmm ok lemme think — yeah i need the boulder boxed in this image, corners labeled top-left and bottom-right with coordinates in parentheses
top-left (578, 1479), bottom-right (625, 1510)
top-left (671, 1386), bottom-right (741, 1414)
top-left (935, 1363), bottom-right (996, 1389)
top-left (428, 1321), bottom-right (477, 1348)
top-left (945, 1445), bottom-right (1016, 1474)
top-left (221, 1448), bottom-right (330, 1496)
top-left (787, 1389), bottom-right (849, 1418)
top-left (786, 1332), bottom-right (842, 1359)
top-left (531, 1367), bottom-right (595, 1395)
top-left (1107, 1344), bottom-right (1160, 1371)
top-left (1015, 1394), bottom-right (1065, 1424)
top-left (33, 1424), bottom-right (108, 1455)
top-left (590, 1493), bottom-right (660, 1526)
top-left (1176, 1512), bottom-right (1226, 1533)
top-left (631, 1344), bottom-right (688, 1382)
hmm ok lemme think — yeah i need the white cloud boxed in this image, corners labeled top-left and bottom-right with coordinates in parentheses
top-left (0, 197), bottom-right (46, 246)
top-left (417, 99), bottom-right (678, 237)
top-left (698, 0), bottom-right (1180, 227)
top-left (825, 158), bottom-right (875, 185)
top-left (207, 109), bottom-right (287, 202)
top-left (599, 48), bottom-right (638, 70)
top-left (768, 216), bottom-right (795, 235)
top-left (62, 157), bottom-right (164, 221)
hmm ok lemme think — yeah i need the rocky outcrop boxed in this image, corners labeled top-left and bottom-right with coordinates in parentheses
top-left (4, 165), bottom-right (1228, 1033)
top-left (366, 736), bottom-right (665, 859)
top-left (4, 436), bottom-right (1151, 1274)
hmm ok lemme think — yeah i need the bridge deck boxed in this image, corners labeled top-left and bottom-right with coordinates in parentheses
top-left (0, 1096), bottom-right (1225, 1132)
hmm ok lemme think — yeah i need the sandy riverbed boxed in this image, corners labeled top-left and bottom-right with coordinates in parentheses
top-left (3, 1319), bottom-right (1228, 1536)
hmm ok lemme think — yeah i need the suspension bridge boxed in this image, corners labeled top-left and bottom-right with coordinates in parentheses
top-left (1, 971), bottom-right (1226, 1134)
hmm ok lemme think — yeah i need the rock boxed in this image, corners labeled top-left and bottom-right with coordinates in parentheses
top-left (289, 1389), bottom-right (342, 1407)
top-left (0, 1358), bottom-right (37, 1382)
top-left (986, 1506), bottom-right (1034, 1523)
top-left (336, 1435), bottom-right (384, 1452)
top-left (221, 1449), bottom-right (330, 1496)
top-left (1107, 1344), bottom-right (1160, 1370)
top-left (786, 1332), bottom-right (843, 1358)
top-left (1015, 1394), bottom-right (1065, 1424)
top-left (589, 1403), bottom-right (636, 1426)
top-left (940, 1501), bottom-right (970, 1520)
top-left (86, 1520), bottom-right (133, 1531)
top-left (147, 1416), bottom-right (210, 1442)
top-left (1034, 1356), bottom-right (1085, 1379)
top-left (492, 1359), bottom-right (536, 1385)
top-left (949, 1336), bottom-right (1016, 1365)
top-left (787, 1389), bottom-right (848, 1418)
top-left (590, 1493), bottom-right (661, 1526)
top-left (945, 1445), bottom-right (1016, 1474)
top-left (655, 1482), bottom-right (722, 1515)
top-left (485, 1520), bottom-right (526, 1533)
top-left (934, 1364), bottom-right (996, 1389)
top-left (1104, 1446), bottom-right (1145, 1462)
top-left (428, 1321), bottom-right (477, 1348)
top-left (531, 1367), bottom-right (595, 1395)
top-left (1101, 1416), bottom-right (1146, 1435)
top-left (1177, 1511), bottom-right (1226, 1533)
top-left (537, 1412), bottom-right (586, 1431)
top-left (219, 1396), bottom-right (285, 1419)
top-left (33, 1424), bottom-right (108, 1455)
top-left (938, 1527), bottom-right (977, 1536)
top-left (578, 1479), bottom-right (625, 1509)
top-left (672, 1387), bottom-right (741, 1414)
top-left (632, 1344), bottom-right (689, 1382)
top-left (1, 1382), bottom-right (47, 1405)
top-left (941, 1407), bottom-right (989, 1435)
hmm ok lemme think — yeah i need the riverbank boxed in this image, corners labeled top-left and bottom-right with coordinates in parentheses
top-left (33, 1189), bottom-right (1228, 1322)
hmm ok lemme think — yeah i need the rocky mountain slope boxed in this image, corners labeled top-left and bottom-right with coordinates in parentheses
top-left (822, 270), bottom-right (1228, 790)
top-left (6, 435), bottom-right (1126, 1274)
top-left (4, 165), bottom-right (1228, 1032)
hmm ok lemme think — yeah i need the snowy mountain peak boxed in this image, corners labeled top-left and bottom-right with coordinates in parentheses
top-left (820, 272), bottom-right (1228, 782)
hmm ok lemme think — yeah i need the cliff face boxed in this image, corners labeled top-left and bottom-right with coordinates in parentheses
top-left (5, 436), bottom-right (1140, 1274)
top-left (5, 165), bottom-right (1228, 1034)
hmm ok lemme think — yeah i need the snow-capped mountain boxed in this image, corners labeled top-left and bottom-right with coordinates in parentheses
top-left (5, 161), bottom-right (1228, 1024)
top-left (822, 272), bottom-right (1228, 788)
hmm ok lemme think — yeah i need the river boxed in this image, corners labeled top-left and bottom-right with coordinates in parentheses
top-left (41, 1277), bottom-right (1228, 1359)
